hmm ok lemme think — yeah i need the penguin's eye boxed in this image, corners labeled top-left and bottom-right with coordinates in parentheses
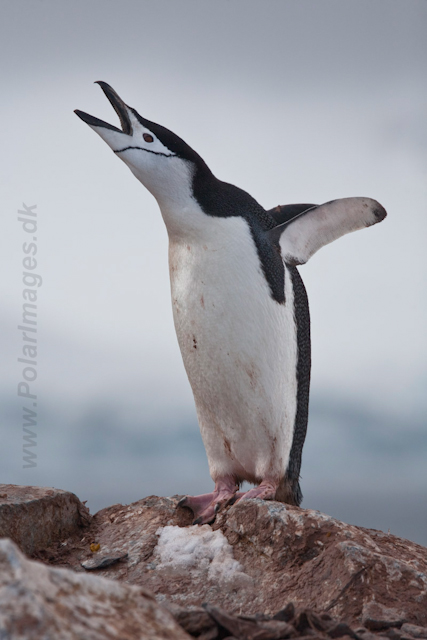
top-left (143, 133), bottom-right (154, 143)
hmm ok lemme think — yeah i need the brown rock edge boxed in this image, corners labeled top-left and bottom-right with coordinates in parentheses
top-left (0, 537), bottom-right (190, 640)
top-left (0, 484), bottom-right (91, 554)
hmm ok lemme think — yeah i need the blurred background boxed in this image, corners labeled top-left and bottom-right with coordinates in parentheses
top-left (1, 0), bottom-right (426, 545)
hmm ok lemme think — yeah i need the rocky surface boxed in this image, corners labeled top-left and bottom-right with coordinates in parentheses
top-left (0, 537), bottom-right (190, 639)
top-left (1, 485), bottom-right (427, 639)
top-left (168, 601), bottom-right (427, 640)
top-left (0, 484), bottom-right (90, 555)
top-left (26, 492), bottom-right (427, 628)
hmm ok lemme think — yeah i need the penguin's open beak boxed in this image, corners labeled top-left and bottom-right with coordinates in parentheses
top-left (74, 82), bottom-right (133, 135)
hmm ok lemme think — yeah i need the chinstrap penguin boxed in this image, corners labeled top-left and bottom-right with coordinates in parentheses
top-left (75, 82), bottom-right (387, 525)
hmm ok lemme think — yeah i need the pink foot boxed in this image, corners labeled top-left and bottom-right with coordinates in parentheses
top-left (177, 477), bottom-right (238, 525)
top-left (235, 479), bottom-right (278, 503)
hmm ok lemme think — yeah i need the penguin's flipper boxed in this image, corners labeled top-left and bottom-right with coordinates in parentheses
top-left (267, 203), bottom-right (317, 226)
top-left (268, 197), bottom-right (387, 266)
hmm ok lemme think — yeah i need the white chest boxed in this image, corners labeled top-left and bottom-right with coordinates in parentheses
top-left (166, 212), bottom-right (298, 483)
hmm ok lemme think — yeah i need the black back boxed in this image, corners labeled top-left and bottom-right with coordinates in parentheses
top-left (285, 266), bottom-right (311, 504)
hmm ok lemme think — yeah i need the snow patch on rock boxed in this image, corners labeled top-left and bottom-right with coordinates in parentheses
top-left (154, 525), bottom-right (252, 590)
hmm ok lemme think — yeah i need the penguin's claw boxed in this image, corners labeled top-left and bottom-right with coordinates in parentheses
top-left (176, 477), bottom-right (238, 525)
top-left (191, 498), bottom-right (230, 526)
top-left (192, 508), bottom-right (216, 526)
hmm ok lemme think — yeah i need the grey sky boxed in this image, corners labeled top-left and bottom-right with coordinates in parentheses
top-left (0, 1), bottom-right (426, 542)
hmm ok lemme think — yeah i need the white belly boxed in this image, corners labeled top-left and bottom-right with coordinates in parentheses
top-left (168, 215), bottom-right (298, 485)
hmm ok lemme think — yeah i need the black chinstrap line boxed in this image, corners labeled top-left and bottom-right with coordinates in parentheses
top-left (114, 146), bottom-right (176, 158)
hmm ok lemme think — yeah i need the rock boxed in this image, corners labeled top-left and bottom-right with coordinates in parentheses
top-left (293, 610), bottom-right (329, 634)
top-left (327, 622), bottom-right (359, 639)
top-left (203, 604), bottom-right (296, 640)
top-left (43, 494), bottom-right (426, 627)
top-left (171, 606), bottom-right (219, 638)
top-left (401, 624), bottom-right (427, 639)
top-left (355, 628), bottom-right (379, 640)
top-left (379, 629), bottom-right (403, 640)
top-left (0, 484), bottom-right (91, 555)
top-left (81, 551), bottom-right (128, 570)
top-left (169, 602), bottom-right (412, 640)
top-left (273, 603), bottom-right (296, 622)
top-left (0, 538), bottom-right (190, 639)
top-left (362, 602), bottom-right (408, 631)
top-left (4, 486), bottom-right (427, 631)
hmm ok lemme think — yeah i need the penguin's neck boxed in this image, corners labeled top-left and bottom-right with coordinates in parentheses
top-left (153, 161), bottom-right (217, 242)
top-left (150, 158), bottom-right (276, 243)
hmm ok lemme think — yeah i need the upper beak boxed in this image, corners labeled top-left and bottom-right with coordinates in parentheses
top-left (74, 82), bottom-right (133, 135)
